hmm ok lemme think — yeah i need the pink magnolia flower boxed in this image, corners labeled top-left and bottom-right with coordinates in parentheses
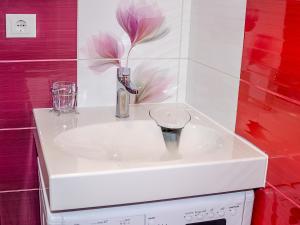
top-left (85, 33), bottom-right (125, 73)
top-left (116, 0), bottom-right (169, 47)
top-left (132, 65), bottom-right (175, 104)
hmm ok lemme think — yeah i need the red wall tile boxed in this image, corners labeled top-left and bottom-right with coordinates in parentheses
top-left (252, 187), bottom-right (300, 225)
top-left (241, 0), bottom-right (300, 103)
top-left (0, 129), bottom-right (38, 191)
top-left (0, 0), bottom-right (77, 60)
top-left (0, 190), bottom-right (40, 225)
top-left (0, 60), bottom-right (77, 129)
top-left (236, 0), bottom-right (300, 223)
top-left (236, 82), bottom-right (300, 159)
top-left (268, 157), bottom-right (300, 206)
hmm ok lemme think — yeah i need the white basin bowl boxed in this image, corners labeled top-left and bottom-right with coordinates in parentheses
top-left (54, 121), bottom-right (222, 163)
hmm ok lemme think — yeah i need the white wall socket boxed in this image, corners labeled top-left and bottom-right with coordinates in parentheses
top-left (6, 14), bottom-right (36, 38)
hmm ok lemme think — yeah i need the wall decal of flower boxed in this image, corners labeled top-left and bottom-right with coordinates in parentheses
top-left (85, 33), bottom-right (125, 73)
top-left (83, 0), bottom-right (174, 104)
top-left (116, 0), bottom-right (170, 66)
top-left (131, 64), bottom-right (176, 104)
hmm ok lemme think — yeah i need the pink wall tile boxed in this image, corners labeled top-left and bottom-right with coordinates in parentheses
top-left (0, 60), bottom-right (77, 129)
top-left (0, 0), bottom-right (77, 223)
top-left (0, 0), bottom-right (77, 60)
top-left (0, 190), bottom-right (40, 225)
top-left (0, 129), bottom-right (38, 191)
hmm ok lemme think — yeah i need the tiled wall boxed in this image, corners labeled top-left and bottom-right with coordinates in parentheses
top-left (0, 1), bottom-right (190, 224)
top-left (3, 0), bottom-right (300, 224)
top-left (0, 0), bottom-right (77, 224)
top-left (186, 0), bottom-right (247, 130)
top-left (77, 0), bottom-right (191, 107)
top-left (186, 0), bottom-right (300, 224)
top-left (236, 0), bottom-right (300, 224)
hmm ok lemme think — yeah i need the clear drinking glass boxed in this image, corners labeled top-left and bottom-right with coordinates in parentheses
top-left (51, 81), bottom-right (77, 113)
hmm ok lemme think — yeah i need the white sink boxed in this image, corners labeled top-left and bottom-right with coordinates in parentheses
top-left (34, 103), bottom-right (268, 211)
top-left (54, 121), bottom-right (221, 163)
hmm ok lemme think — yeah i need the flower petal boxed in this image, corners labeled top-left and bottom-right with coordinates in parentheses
top-left (116, 0), bottom-right (167, 46)
top-left (84, 33), bottom-right (124, 60)
top-left (94, 33), bottom-right (125, 59)
top-left (84, 33), bottom-right (124, 73)
top-left (132, 64), bottom-right (175, 104)
top-left (89, 59), bottom-right (120, 73)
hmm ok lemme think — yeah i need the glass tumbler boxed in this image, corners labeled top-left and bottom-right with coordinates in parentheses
top-left (51, 81), bottom-right (77, 113)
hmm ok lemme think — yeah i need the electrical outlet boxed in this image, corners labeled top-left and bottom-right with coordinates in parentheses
top-left (6, 14), bottom-right (36, 38)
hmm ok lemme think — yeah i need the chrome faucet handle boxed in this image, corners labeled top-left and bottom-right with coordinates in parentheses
top-left (117, 68), bottom-right (139, 94)
top-left (123, 79), bottom-right (139, 94)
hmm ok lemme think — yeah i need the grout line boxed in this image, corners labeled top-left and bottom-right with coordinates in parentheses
top-left (0, 59), bottom-right (77, 63)
top-left (267, 181), bottom-right (300, 208)
top-left (187, 0), bottom-right (192, 60)
top-left (0, 57), bottom-right (190, 64)
top-left (0, 127), bottom-right (36, 131)
top-left (239, 78), bottom-right (300, 107)
top-left (176, 0), bottom-right (186, 102)
top-left (189, 58), bottom-right (240, 80)
top-left (77, 0), bottom-right (80, 60)
top-left (77, 57), bottom-right (190, 61)
top-left (0, 188), bottom-right (39, 194)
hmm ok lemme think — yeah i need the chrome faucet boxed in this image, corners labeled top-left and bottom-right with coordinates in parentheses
top-left (116, 67), bottom-right (139, 118)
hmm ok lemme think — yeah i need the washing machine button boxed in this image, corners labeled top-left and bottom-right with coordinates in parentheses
top-left (229, 208), bottom-right (236, 216)
top-left (148, 219), bottom-right (155, 225)
top-left (196, 213), bottom-right (204, 220)
top-left (185, 215), bottom-right (193, 222)
top-left (218, 210), bottom-right (225, 217)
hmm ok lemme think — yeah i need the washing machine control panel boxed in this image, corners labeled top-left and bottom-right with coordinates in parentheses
top-left (144, 202), bottom-right (243, 225)
top-left (63, 200), bottom-right (246, 225)
top-left (64, 215), bottom-right (144, 225)
top-left (47, 191), bottom-right (253, 225)
top-left (183, 203), bottom-right (242, 222)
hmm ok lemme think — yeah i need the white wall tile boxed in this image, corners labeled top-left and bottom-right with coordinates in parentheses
top-left (186, 60), bottom-right (240, 130)
top-left (78, 0), bottom-right (182, 60)
top-left (78, 59), bottom-right (179, 107)
top-left (77, 0), bottom-right (246, 130)
top-left (189, 0), bottom-right (247, 77)
top-left (78, 60), bottom-right (116, 107)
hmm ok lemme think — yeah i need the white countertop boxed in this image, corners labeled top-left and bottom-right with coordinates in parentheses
top-left (34, 103), bottom-right (268, 211)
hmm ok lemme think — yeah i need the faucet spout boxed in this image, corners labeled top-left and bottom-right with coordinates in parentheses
top-left (116, 67), bottom-right (138, 118)
top-left (117, 75), bottom-right (139, 94)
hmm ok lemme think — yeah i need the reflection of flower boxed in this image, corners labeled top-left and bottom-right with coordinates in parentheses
top-left (85, 33), bottom-right (125, 72)
top-left (116, 0), bottom-right (169, 47)
top-left (132, 65), bottom-right (175, 104)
